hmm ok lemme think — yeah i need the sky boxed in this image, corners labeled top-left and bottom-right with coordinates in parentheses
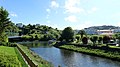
top-left (0, 0), bottom-right (120, 30)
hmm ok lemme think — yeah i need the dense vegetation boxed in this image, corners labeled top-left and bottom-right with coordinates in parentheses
top-left (18, 24), bottom-right (61, 41)
top-left (59, 45), bottom-right (120, 61)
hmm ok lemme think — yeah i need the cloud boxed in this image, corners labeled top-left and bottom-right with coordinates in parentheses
top-left (46, 8), bottom-right (51, 13)
top-left (10, 13), bottom-right (17, 17)
top-left (87, 7), bottom-right (99, 14)
top-left (50, 0), bottom-right (59, 8)
top-left (64, 0), bottom-right (84, 14)
top-left (65, 15), bottom-right (78, 22)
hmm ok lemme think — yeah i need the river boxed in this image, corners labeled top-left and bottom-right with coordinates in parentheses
top-left (19, 42), bottom-right (120, 67)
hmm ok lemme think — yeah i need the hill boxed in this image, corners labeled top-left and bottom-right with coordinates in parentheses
top-left (84, 25), bottom-right (120, 30)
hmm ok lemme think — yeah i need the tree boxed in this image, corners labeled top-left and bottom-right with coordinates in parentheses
top-left (75, 35), bottom-right (80, 43)
top-left (61, 27), bottom-right (74, 42)
top-left (90, 36), bottom-right (98, 46)
top-left (115, 33), bottom-right (120, 45)
top-left (103, 35), bottom-right (110, 47)
top-left (78, 30), bottom-right (86, 39)
top-left (82, 37), bottom-right (88, 45)
top-left (0, 7), bottom-right (13, 42)
top-left (98, 36), bottom-right (103, 44)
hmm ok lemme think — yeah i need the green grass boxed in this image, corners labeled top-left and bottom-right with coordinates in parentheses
top-left (0, 46), bottom-right (21, 67)
top-left (14, 47), bottom-right (28, 67)
top-left (110, 46), bottom-right (120, 49)
top-left (18, 44), bottom-right (53, 67)
top-left (59, 45), bottom-right (120, 61)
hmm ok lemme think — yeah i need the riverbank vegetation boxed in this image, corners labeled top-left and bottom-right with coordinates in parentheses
top-left (57, 45), bottom-right (120, 61)
top-left (54, 26), bottom-right (120, 61)
top-left (17, 44), bottom-right (53, 67)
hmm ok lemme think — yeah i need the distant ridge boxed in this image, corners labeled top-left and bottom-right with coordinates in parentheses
top-left (84, 25), bottom-right (120, 30)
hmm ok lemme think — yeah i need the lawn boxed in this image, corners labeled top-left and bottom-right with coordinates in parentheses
top-left (0, 46), bottom-right (27, 67)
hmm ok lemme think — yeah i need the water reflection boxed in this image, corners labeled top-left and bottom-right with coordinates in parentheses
top-left (20, 42), bottom-right (120, 67)
top-left (60, 49), bottom-right (77, 67)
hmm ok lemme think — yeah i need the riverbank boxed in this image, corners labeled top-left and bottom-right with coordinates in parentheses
top-left (17, 44), bottom-right (53, 67)
top-left (54, 44), bottom-right (120, 62)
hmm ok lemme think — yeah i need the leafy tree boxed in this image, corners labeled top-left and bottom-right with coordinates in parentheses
top-left (115, 33), bottom-right (120, 44)
top-left (98, 36), bottom-right (103, 44)
top-left (78, 30), bottom-right (86, 39)
top-left (75, 35), bottom-right (80, 43)
top-left (61, 27), bottom-right (74, 42)
top-left (0, 7), bottom-right (13, 42)
top-left (35, 35), bottom-right (39, 40)
top-left (90, 36), bottom-right (98, 46)
top-left (103, 35), bottom-right (110, 47)
top-left (82, 37), bottom-right (88, 45)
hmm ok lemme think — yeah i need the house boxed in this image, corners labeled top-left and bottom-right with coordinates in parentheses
top-left (97, 29), bottom-right (114, 35)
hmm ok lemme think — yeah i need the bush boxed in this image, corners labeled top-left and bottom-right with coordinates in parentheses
top-left (0, 42), bottom-right (17, 47)
top-left (90, 36), bottom-right (98, 46)
top-left (98, 37), bottom-right (103, 44)
top-left (75, 35), bottom-right (81, 42)
top-left (103, 36), bottom-right (110, 44)
top-left (82, 37), bottom-right (88, 44)
top-left (103, 36), bottom-right (110, 47)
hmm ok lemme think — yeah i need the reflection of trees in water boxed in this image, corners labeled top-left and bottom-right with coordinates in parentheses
top-left (19, 41), bottom-right (49, 48)
top-left (60, 49), bottom-right (74, 57)
top-left (60, 49), bottom-right (76, 67)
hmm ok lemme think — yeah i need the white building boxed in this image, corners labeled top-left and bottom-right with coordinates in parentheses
top-left (97, 30), bottom-right (114, 35)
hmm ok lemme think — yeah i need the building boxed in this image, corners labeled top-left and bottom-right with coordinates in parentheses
top-left (97, 30), bottom-right (114, 35)
top-left (16, 23), bottom-right (23, 28)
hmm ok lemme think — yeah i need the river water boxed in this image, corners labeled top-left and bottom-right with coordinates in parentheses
top-left (19, 42), bottom-right (120, 67)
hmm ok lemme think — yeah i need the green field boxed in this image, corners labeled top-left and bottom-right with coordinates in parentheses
top-left (0, 46), bottom-right (27, 67)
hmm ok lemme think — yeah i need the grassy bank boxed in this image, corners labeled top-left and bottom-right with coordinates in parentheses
top-left (58, 45), bottom-right (120, 61)
top-left (0, 46), bottom-right (27, 67)
top-left (14, 47), bottom-right (28, 67)
top-left (17, 44), bottom-right (53, 67)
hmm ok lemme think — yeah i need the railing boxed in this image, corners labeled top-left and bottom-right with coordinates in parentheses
top-left (17, 45), bottom-right (38, 67)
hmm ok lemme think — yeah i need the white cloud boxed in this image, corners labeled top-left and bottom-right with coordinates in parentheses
top-left (10, 13), bottom-right (17, 17)
top-left (64, 0), bottom-right (84, 14)
top-left (51, 1), bottom-right (59, 8)
top-left (46, 8), bottom-right (51, 13)
top-left (87, 7), bottom-right (99, 14)
top-left (65, 15), bottom-right (78, 22)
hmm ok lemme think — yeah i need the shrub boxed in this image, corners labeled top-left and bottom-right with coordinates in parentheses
top-left (82, 37), bottom-right (88, 44)
top-left (90, 36), bottom-right (98, 46)
top-left (98, 37), bottom-right (103, 44)
top-left (103, 36), bottom-right (110, 47)
top-left (0, 42), bottom-right (17, 47)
